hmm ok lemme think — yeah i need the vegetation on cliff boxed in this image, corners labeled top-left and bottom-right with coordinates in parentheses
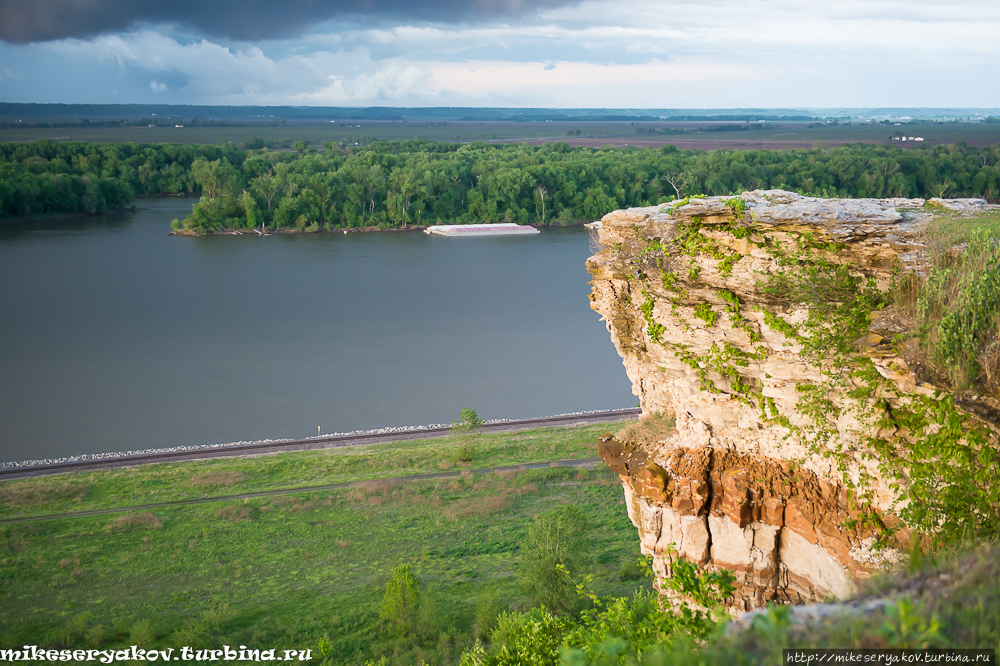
top-left (609, 197), bottom-right (1000, 551)
top-left (876, 210), bottom-right (1000, 545)
top-left (2, 139), bottom-right (999, 228)
top-left (755, 205), bottom-right (1000, 547)
top-left (900, 210), bottom-right (1000, 394)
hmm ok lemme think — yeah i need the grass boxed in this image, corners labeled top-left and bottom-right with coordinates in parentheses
top-left (919, 208), bottom-right (1000, 249)
top-left (0, 424), bottom-right (648, 665)
top-left (615, 412), bottom-right (676, 447)
top-left (0, 424), bottom-right (615, 519)
top-left (895, 209), bottom-right (1000, 393)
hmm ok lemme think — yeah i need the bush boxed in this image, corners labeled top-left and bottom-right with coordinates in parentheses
top-left (380, 564), bottom-right (421, 638)
top-left (473, 588), bottom-right (505, 640)
top-left (461, 558), bottom-right (734, 666)
top-left (617, 559), bottom-right (643, 582)
top-left (451, 444), bottom-right (476, 464)
top-left (464, 607), bottom-right (569, 666)
top-left (518, 505), bottom-right (592, 615)
top-left (127, 619), bottom-right (156, 646)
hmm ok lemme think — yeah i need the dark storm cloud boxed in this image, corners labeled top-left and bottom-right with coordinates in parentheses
top-left (0, 0), bottom-right (581, 43)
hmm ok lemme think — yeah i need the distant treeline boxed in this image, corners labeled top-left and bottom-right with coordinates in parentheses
top-left (0, 118), bottom-right (285, 130)
top-left (0, 102), bottom-right (821, 122)
top-left (1, 139), bottom-right (998, 228)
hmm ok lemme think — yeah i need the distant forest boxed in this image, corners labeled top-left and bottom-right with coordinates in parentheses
top-left (1, 139), bottom-right (998, 229)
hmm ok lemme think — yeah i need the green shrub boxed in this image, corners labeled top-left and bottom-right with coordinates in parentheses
top-left (915, 229), bottom-right (1000, 390)
top-left (617, 559), bottom-right (643, 582)
top-left (462, 557), bottom-right (734, 666)
top-left (127, 619), bottom-right (156, 647)
top-left (473, 588), bottom-right (505, 640)
top-left (518, 505), bottom-right (592, 615)
top-left (451, 444), bottom-right (476, 464)
top-left (463, 608), bottom-right (569, 666)
top-left (380, 564), bottom-right (421, 638)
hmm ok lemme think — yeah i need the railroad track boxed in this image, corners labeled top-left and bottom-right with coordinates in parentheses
top-left (0, 408), bottom-right (639, 480)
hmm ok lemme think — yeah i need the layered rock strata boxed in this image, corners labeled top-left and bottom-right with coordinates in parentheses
top-left (587, 190), bottom-right (997, 610)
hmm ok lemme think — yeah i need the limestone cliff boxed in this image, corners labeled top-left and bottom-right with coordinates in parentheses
top-left (587, 190), bottom-right (998, 610)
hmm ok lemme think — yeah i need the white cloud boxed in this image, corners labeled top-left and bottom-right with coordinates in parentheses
top-left (334, 0), bottom-right (1000, 60)
top-left (424, 58), bottom-right (759, 92)
top-left (47, 31), bottom-right (434, 104)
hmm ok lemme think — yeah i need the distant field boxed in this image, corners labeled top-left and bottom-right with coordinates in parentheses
top-left (0, 122), bottom-right (611, 146)
top-left (2, 121), bottom-right (997, 149)
top-left (528, 122), bottom-right (1000, 151)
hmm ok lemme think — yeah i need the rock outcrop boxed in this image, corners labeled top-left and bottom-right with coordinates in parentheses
top-left (587, 190), bottom-right (997, 610)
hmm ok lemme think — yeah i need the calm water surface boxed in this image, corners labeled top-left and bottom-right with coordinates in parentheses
top-left (0, 199), bottom-right (635, 462)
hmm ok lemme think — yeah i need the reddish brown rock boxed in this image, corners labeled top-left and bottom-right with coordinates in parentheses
top-left (762, 497), bottom-right (785, 525)
top-left (636, 462), bottom-right (671, 503)
top-left (785, 499), bottom-right (819, 544)
top-left (597, 433), bottom-right (649, 478)
top-left (597, 434), bottom-right (630, 475)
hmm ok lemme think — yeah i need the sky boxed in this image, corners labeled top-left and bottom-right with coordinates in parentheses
top-left (0, 0), bottom-right (998, 108)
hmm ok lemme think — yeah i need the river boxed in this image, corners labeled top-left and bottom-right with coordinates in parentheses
top-left (0, 199), bottom-right (634, 462)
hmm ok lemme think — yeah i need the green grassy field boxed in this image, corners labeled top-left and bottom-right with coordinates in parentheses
top-left (0, 424), bottom-right (647, 665)
top-left (0, 424), bottom-right (612, 519)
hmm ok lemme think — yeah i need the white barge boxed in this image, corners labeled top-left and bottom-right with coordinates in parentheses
top-left (424, 223), bottom-right (540, 237)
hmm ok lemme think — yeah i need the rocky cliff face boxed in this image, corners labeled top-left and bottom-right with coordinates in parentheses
top-left (587, 190), bottom-right (997, 610)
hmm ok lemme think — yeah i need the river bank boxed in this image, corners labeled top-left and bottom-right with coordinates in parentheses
top-left (168, 224), bottom-right (431, 236)
top-left (166, 220), bottom-right (596, 236)
top-left (0, 205), bottom-right (138, 225)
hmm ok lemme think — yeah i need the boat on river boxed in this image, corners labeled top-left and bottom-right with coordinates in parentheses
top-left (424, 223), bottom-right (540, 237)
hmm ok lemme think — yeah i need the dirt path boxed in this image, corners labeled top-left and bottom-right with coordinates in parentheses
top-left (0, 456), bottom-right (601, 525)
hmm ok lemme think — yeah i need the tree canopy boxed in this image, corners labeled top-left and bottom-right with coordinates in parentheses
top-left (2, 139), bottom-right (998, 228)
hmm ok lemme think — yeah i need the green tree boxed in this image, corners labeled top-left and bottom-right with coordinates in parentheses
top-left (534, 185), bottom-right (548, 224)
top-left (451, 408), bottom-right (484, 464)
top-left (380, 564), bottom-right (421, 638)
top-left (518, 504), bottom-right (592, 615)
top-left (452, 408), bottom-right (484, 435)
top-left (239, 189), bottom-right (259, 230)
top-left (190, 158), bottom-right (240, 200)
top-left (251, 170), bottom-right (280, 211)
